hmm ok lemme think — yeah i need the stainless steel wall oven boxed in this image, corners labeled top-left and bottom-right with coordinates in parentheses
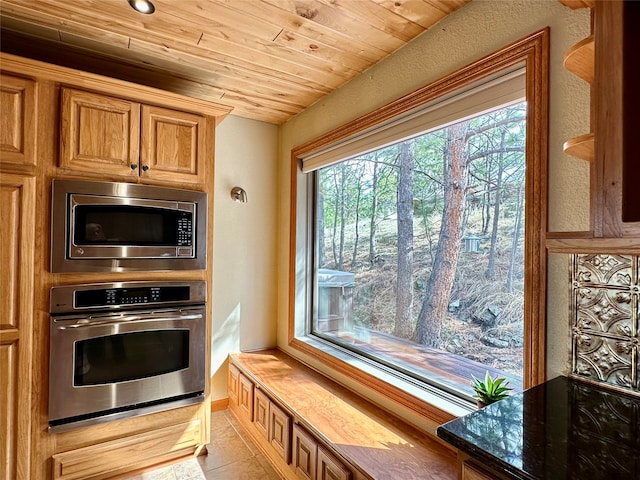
top-left (51, 179), bottom-right (207, 273)
top-left (48, 281), bottom-right (206, 432)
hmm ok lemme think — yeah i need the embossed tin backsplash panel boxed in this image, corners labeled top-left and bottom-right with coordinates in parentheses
top-left (571, 254), bottom-right (639, 395)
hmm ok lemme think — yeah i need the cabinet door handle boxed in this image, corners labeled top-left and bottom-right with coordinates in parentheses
top-left (142, 165), bottom-right (149, 172)
top-left (130, 163), bottom-right (138, 170)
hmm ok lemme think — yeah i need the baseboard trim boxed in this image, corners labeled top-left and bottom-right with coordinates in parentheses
top-left (210, 398), bottom-right (229, 412)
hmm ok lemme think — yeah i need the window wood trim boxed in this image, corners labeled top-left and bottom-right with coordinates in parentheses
top-left (288, 29), bottom-right (549, 420)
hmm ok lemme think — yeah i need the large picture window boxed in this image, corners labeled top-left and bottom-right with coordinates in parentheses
top-left (290, 30), bottom-right (548, 417)
top-left (312, 100), bottom-right (526, 401)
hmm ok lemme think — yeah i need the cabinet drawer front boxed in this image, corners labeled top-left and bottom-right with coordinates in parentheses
top-left (238, 373), bottom-right (254, 422)
top-left (269, 401), bottom-right (292, 464)
top-left (228, 363), bottom-right (240, 406)
top-left (317, 446), bottom-right (351, 480)
top-left (52, 420), bottom-right (201, 480)
top-left (292, 424), bottom-right (318, 480)
top-left (254, 388), bottom-right (270, 440)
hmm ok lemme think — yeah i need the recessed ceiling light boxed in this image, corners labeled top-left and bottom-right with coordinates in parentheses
top-left (128, 0), bottom-right (155, 14)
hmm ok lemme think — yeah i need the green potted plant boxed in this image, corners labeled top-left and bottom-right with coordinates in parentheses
top-left (471, 371), bottom-right (511, 408)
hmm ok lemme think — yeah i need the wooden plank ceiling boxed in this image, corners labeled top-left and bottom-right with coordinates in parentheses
top-left (0, 0), bottom-right (470, 124)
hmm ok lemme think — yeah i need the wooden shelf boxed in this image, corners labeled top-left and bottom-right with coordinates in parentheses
top-left (547, 236), bottom-right (640, 254)
top-left (563, 35), bottom-right (595, 84)
top-left (563, 132), bottom-right (594, 161)
top-left (559, 0), bottom-right (594, 10)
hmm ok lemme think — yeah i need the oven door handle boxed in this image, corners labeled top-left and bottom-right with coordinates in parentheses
top-left (54, 312), bottom-right (203, 329)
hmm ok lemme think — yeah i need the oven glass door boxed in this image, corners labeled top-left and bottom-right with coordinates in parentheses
top-left (74, 329), bottom-right (190, 386)
top-left (49, 307), bottom-right (205, 427)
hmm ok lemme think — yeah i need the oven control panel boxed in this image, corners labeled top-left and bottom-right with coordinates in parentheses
top-left (103, 287), bottom-right (165, 305)
top-left (50, 281), bottom-right (206, 313)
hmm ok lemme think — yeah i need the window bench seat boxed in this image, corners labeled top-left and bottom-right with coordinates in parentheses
top-left (228, 349), bottom-right (457, 480)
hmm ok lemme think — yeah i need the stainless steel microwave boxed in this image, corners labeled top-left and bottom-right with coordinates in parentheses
top-left (51, 179), bottom-right (207, 273)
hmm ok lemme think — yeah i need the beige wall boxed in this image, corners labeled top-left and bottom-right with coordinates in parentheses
top-left (275, 0), bottom-right (591, 426)
top-left (211, 115), bottom-right (279, 400)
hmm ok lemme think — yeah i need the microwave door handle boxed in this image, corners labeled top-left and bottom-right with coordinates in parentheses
top-left (54, 312), bottom-right (203, 330)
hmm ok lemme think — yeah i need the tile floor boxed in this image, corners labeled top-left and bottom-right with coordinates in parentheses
top-left (124, 410), bottom-right (282, 480)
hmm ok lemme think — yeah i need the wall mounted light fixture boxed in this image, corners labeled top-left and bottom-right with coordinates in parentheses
top-left (128, 0), bottom-right (155, 14)
top-left (230, 186), bottom-right (248, 203)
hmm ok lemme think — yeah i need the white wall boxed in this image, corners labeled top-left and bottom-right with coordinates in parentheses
top-left (211, 115), bottom-right (279, 400)
top-left (276, 0), bottom-right (591, 424)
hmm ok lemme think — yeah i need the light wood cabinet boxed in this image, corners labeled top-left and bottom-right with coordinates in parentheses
top-left (238, 372), bottom-right (255, 422)
top-left (317, 446), bottom-right (351, 480)
top-left (0, 173), bottom-right (36, 480)
top-left (268, 400), bottom-right (292, 464)
top-left (255, 387), bottom-right (292, 464)
top-left (0, 74), bottom-right (36, 171)
top-left (254, 388), bottom-right (270, 440)
top-left (228, 363), bottom-right (240, 406)
top-left (1, 52), bottom-right (231, 480)
top-left (141, 105), bottom-right (205, 185)
top-left (228, 357), bottom-right (365, 480)
top-left (60, 88), bottom-right (206, 185)
top-left (291, 424), bottom-right (351, 480)
top-left (60, 88), bottom-right (140, 178)
top-left (292, 424), bottom-right (317, 480)
top-left (52, 420), bottom-right (201, 480)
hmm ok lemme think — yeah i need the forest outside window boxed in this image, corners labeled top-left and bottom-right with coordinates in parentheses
top-left (290, 31), bottom-right (548, 411)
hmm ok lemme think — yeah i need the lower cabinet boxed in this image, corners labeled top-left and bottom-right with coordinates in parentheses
top-left (317, 446), bottom-right (351, 480)
top-left (267, 395), bottom-right (292, 463)
top-left (255, 388), bottom-right (292, 463)
top-left (292, 424), bottom-right (317, 480)
top-left (293, 424), bottom-right (351, 480)
top-left (228, 363), bottom-right (240, 406)
top-left (228, 363), bottom-right (353, 480)
top-left (51, 420), bottom-right (201, 480)
top-left (238, 372), bottom-right (254, 422)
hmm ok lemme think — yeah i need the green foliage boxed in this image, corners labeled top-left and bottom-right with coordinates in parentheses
top-left (471, 371), bottom-right (512, 405)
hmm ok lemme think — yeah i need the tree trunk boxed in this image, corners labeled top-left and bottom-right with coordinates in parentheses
top-left (416, 122), bottom-right (470, 348)
top-left (507, 184), bottom-right (524, 292)
top-left (338, 165), bottom-right (346, 270)
top-left (369, 156), bottom-right (379, 266)
top-left (331, 170), bottom-right (339, 268)
top-left (486, 131), bottom-right (506, 280)
top-left (317, 191), bottom-right (325, 267)
top-left (395, 141), bottom-right (415, 339)
top-left (351, 177), bottom-right (362, 267)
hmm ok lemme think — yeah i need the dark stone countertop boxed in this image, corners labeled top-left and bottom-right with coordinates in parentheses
top-left (436, 376), bottom-right (640, 480)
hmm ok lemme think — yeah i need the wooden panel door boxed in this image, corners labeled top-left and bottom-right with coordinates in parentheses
top-left (0, 173), bottom-right (35, 480)
top-left (60, 88), bottom-right (140, 177)
top-left (141, 105), bottom-right (205, 185)
top-left (0, 74), bottom-right (36, 171)
top-left (228, 363), bottom-right (240, 407)
top-left (292, 424), bottom-right (317, 480)
top-left (268, 401), bottom-right (291, 464)
top-left (238, 373), bottom-right (254, 422)
top-left (317, 446), bottom-right (351, 480)
top-left (254, 388), bottom-right (270, 440)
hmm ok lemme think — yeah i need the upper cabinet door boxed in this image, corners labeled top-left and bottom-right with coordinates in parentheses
top-left (0, 74), bottom-right (36, 172)
top-left (141, 105), bottom-right (205, 186)
top-left (60, 88), bottom-right (140, 178)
